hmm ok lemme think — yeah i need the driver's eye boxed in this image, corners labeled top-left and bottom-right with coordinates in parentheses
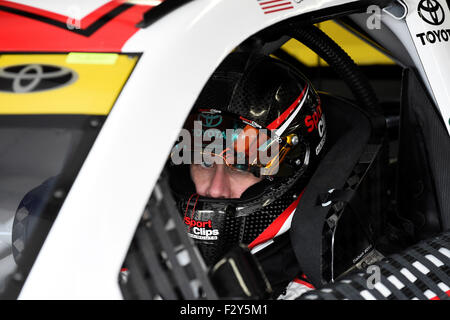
top-left (233, 164), bottom-right (248, 172)
top-left (200, 162), bottom-right (214, 169)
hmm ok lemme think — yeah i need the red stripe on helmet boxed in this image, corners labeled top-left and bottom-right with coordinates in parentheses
top-left (266, 85), bottom-right (308, 130)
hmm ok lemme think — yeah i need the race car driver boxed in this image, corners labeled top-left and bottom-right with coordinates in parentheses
top-left (168, 52), bottom-right (328, 298)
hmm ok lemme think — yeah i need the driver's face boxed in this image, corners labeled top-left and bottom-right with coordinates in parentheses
top-left (190, 163), bottom-right (262, 199)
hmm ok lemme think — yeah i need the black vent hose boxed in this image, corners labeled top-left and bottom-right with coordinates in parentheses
top-left (287, 24), bottom-right (385, 132)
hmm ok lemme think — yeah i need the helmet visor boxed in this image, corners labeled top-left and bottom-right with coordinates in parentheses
top-left (171, 109), bottom-right (288, 176)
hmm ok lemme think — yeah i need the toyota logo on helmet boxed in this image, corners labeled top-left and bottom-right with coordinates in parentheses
top-left (197, 110), bottom-right (223, 128)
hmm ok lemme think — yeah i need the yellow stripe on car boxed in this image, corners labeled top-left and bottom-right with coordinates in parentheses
top-left (0, 53), bottom-right (138, 115)
top-left (282, 21), bottom-right (394, 66)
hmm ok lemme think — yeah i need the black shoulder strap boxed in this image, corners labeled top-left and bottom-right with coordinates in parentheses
top-left (290, 94), bottom-right (375, 287)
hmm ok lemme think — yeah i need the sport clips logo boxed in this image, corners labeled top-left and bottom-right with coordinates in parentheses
top-left (184, 217), bottom-right (219, 241)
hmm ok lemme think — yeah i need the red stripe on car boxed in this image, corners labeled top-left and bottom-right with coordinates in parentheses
top-left (0, 0), bottom-right (152, 52)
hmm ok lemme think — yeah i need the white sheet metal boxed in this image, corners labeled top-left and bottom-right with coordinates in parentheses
top-left (404, 0), bottom-right (450, 134)
top-left (18, 0), bottom-right (359, 299)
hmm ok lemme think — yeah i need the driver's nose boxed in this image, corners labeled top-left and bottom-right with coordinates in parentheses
top-left (206, 165), bottom-right (232, 199)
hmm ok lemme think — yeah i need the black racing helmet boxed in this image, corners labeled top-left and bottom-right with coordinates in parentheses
top-left (168, 52), bottom-right (327, 266)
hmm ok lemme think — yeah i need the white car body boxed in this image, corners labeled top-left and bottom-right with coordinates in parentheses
top-left (0, 0), bottom-right (448, 299)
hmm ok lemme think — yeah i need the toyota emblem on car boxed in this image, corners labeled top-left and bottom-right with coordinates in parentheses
top-left (418, 0), bottom-right (445, 25)
top-left (0, 64), bottom-right (78, 93)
